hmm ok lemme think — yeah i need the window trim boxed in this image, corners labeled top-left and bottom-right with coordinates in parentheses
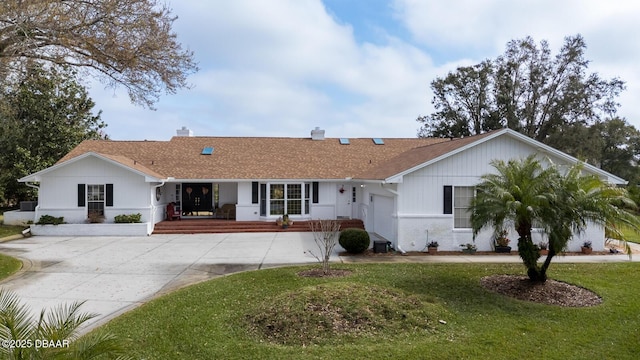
top-left (453, 186), bottom-right (475, 229)
top-left (265, 182), bottom-right (310, 216)
top-left (87, 184), bottom-right (106, 216)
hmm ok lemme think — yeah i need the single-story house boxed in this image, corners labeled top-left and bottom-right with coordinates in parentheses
top-left (13, 127), bottom-right (624, 251)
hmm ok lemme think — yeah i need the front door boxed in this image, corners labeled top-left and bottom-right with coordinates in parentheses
top-left (336, 184), bottom-right (351, 219)
top-left (181, 183), bottom-right (213, 216)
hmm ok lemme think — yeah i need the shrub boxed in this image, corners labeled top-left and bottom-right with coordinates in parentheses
top-left (35, 215), bottom-right (64, 225)
top-left (338, 228), bottom-right (370, 254)
top-left (114, 213), bottom-right (142, 223)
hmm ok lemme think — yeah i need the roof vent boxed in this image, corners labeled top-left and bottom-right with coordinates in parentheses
top-left (177, 126), bottom-right (194, 137)
top-left (311, 127), bottom-right (325, 140)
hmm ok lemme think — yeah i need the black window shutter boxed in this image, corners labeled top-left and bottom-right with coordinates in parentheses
top-left (312, 182), bottom-right (319, 203)
top-left (106, 184), bottom-right (114, 207)
top-left (252, 182), bottom-right (259, 204)
top-left (260, 183), bottom-right (267, 216)
top-left (443, 186), bottom-right (452, 214)
top-left (77, 184), bottom-right (85, 207)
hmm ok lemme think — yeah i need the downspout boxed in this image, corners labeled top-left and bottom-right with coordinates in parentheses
top-left (151, 180), bottom-right (166, 233)
top-left (25, 182), bottom-right (40, 226)
top-left (25, 182), bottom-right (40, 191)
top-left (381, 182), bottom-right (407, 254)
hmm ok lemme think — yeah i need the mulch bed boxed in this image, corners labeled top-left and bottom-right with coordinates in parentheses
top-left (480, 274), bottom-right (602, 307)
top-left (341, 248), bottom-right (629, 257)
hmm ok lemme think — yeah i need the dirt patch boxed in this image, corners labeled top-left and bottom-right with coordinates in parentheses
top-left (480, 274), bottom-right (602, 307)
top-left (246, 282), bottom-right (440, 346)
top-left (297, 268), bottom-right (353, 278)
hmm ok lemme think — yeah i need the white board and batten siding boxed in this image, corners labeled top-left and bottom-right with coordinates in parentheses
top-left (395, 135), bottom-right (605, 252)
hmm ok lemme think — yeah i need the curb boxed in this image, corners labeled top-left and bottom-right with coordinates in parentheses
top-left (0, 234), bottom-right (25, 243)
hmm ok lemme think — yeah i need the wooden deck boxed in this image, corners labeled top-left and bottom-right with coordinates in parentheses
top-left (152, 219), bottom-right (365, 234)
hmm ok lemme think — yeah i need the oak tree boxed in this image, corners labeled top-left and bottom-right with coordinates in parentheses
top-left (0, 64), bottom-right (105, 203)
top-left (417, 35), bottom-right (624, 142)
top-left (0, 0), bottom-right (197, 108)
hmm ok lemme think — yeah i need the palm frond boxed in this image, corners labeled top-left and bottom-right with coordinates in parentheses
top-left (0, 289), bottom-right (35, 343)
top-left (38, 300), bottom-right (96, 342)
top-left (65, 330), bottom-right (133, 360)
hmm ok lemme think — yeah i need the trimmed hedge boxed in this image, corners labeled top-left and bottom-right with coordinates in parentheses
top-left (35, 215), bottom-right (65, 225)
top-left (338, 228), bottom-right (370, 254)
top-left (114, 213), bottom-right (142, 223)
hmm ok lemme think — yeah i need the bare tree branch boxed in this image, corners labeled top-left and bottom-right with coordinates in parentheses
top-left (0, 0), bottom-right (198, 108)
top-left (307, 220), bottom-right (341, 275)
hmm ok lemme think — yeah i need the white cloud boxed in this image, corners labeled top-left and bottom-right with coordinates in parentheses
top-left (394, 0), bottom-right (640, 126)
top-left (86, 0), bottom-right (640, 141)
top-left (96, 0), bottom-right (441, 139)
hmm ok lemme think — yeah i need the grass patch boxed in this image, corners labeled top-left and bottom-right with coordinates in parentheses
top-left (0, 253), bottom-right (22, 280)
top-left (619, 225), bottom-right (640, 244)
top-left (0, 208), bottom-right (26, 238)
top-left (0, 224), bottom-right (24, 238)
top-left (95, 263), bottom-right (640, 359)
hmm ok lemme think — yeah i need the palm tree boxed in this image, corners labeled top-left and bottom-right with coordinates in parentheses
top-left (470, 155), bottom-right (639, 282)
top-left (0, 289), bottom-right (131, 359)
top-left (470, 155), bottom-right (557, 281)
top-left (538, 163), bottom-right (639, 280)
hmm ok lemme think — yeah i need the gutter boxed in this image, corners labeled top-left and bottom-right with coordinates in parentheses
top-left (25, 182), bottom-right (39, 190)
top-left (380, 182), bottom-right (404, 252)
top-left (150, 180), bottom-right (167, 227)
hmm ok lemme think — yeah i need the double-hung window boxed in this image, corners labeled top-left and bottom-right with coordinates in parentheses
top-left (87, 184), bottom-right (105, 215)
top-left (270, 184), bottom-right (285, 215)
top-left (454, 186), bottom-right (474, 228)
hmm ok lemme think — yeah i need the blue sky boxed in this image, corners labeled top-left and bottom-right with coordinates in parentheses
top-left (88, 0), bottom-right (640, 140)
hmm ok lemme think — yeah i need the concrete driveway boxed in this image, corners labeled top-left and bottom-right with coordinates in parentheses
top-left (0, 232), bottom-right (335, 331)
top-left (1, 233), bottom-right (638, 333)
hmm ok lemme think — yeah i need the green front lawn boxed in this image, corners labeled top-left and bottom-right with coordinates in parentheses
top-left (0, 209), bottom-right (27, 239)
top-left (0, 253), bottom-right (22, 280)
top-left (619, 226), bottom-right (640, 244)
top-left (97, 263), bottom-right (640, 359)
top-left (0, 224), bottom-right (24, 239)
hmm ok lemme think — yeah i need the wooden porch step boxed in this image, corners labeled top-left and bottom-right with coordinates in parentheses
top-left (152, 219), bottom-right (365, 234)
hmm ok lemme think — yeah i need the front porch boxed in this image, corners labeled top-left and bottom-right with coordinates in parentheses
top-left (152, 219), bottom-right (365, 234)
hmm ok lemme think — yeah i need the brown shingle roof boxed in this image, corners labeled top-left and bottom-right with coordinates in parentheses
top-left (58, 136), bottom-right (450, 180)
top-left (97, 153), bottom-right (166, 179)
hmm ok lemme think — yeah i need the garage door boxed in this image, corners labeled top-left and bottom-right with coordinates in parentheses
top-left (372, 195), bottom-right (394, 241)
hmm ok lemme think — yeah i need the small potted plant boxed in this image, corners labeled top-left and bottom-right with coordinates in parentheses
top-left (495, 229), bottom-right (511, 253)
top-left (460, 243), bottom-right (477, 254)
top-left (581, 241), bottom-right (592, 254)
top-left (427, 241), bottom-right (439, 255)
top-left (281, 214), bottom-right (293, 229)
top-left (538, 241), bottom-right (549, 255)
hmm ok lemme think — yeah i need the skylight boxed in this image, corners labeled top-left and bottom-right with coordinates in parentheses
top-left (372, 138), bottom-right (384, 145)
top-left (201, 147), bottom-right (214, 155)
top-left (339, 138), bottom-right (350, 145)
